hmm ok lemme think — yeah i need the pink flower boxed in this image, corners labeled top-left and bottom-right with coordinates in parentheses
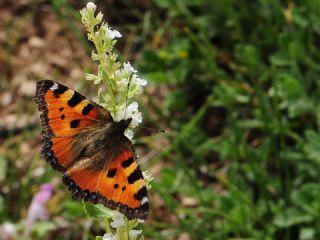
top-left (23, 183), bottom-right (53, 237)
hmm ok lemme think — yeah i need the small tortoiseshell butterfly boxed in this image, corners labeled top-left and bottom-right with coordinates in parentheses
top-left (34, 80), bottom-right (149, 220)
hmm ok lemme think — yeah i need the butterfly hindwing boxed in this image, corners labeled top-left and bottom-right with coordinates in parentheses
top-left (35, 80), bottom-right (149, 220)
top-left (62, 147), bottom-right (149, 220)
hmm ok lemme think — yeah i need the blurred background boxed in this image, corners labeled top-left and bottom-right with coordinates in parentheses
top-left (1, 0), bottom-right (320, 239)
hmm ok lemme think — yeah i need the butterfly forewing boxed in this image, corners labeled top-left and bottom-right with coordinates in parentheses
top-left (35, 80), bottom-right (108, 170)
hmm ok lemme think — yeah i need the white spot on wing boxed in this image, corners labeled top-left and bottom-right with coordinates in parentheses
top-left (50, 82), bottom-right (59, 91)
top-left (141, 197), bottom-right (148, 205)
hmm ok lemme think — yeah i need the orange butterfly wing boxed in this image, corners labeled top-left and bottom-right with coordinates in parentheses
top-left (35, 80), bottom-right (149, 220)
top-left (63, 148), bottom-right (149, 219)
top-left (35, 80), bottom-right (111, 170)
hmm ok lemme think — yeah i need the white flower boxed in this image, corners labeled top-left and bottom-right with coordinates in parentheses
top-left (114, 102), bottom-right (142, 126)
top-left (114, 106), bottom-right (128, 122)
top-left (85, 73), bottom-right (101, 84)
top-left (96, 12), bottom-right (103, 22)
top-left (103, 232), bottom-right (117, 240)
top-left (86, 2), bottom-right (96, 12)
top-left (81, 2), bottom-right (147, 127)
top-left (132, 74), bottom-right (147, 87)
top-left (127, 101), bottom-right (138, 114)
top-left (129, 229), bottom-right (142, 240)
top-left (123, 102), bottom-right (143, 127)
top-left (110, 212), bottom-right (125, 228)
top-left (143, 171), bottom-right (153, 189)
top-left (108, 27), bottom-right (122, 39)
top-left (124, 62), bottom-right (137, 74)
top-left (131, 111), bottom-right (142, 127)
top-left (114, 102), bottom-right (142, 140)
top-left (128, 101), bottom-right (139, 113)
top-left (124, 129), bottom-right (134, 140)
top-left (116, 79), bottom-right (129, 91)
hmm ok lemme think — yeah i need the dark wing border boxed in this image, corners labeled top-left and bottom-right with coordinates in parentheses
top-left (35, 80), bottom-right (66, 172)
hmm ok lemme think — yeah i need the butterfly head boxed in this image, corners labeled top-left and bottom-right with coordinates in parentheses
top-left (114, 118), bottom-right (132, 133)
top-left (99, 118), bottom-right (132, 146)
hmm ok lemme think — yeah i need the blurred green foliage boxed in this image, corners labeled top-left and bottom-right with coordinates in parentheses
top-left (1, 0), bottom-right (320, 239)
top-left (139, 0), bottom-right (320, 239)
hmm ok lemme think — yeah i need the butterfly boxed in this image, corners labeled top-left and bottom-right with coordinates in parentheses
top-left (34, 80), bottom-right (149, 220)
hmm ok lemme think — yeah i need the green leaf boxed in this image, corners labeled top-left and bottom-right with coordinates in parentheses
top-left (273, 208), bottom-right (313, 228)
top-left (234, 44), bottom-right (261, 72)
top-left (83, 203), bottom-right (114, 219)
top-left (31, 221), bottom-right (56, 237)
top-left (60, 200), bottom-right (86, 219)
top-left (292, 8), bottom-right (309, 28)
top-left (236, 119), bottom-right (264, 129)
top-left (304, 130), bottom-right (320, 164)
top-left (214, 81), bottom-right (250, 108)
top-left (269, 54), bottom-right (292, 67)
top-left (300, 228), bottom-right (315, 240)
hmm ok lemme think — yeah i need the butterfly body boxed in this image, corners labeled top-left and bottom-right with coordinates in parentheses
top-left (70, 118), bottom-right (132, 170)
top-left (35, 80), bottom-right (149, 220)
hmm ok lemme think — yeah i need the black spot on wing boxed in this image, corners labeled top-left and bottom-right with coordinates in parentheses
top-left (134, 186), bottom-right (147, 201)
top-left (121, 157), bottom-right (134, 168)
top-left (82, 103), bottom-right (94, 115)
top-left (70, 119), bottom-right (80, 128)
top-left (128, 167), bottom-right (143, 184)
top-left (67, 92), bottom-right (84, 107)
top-left (61, 114), bottom-right (65, 120)
top-left (107, 168), bottom-right (117, 178)
top-left (53, 84), bottom-right (68, 98)
top-left (114, 183), bottom-right (119, 189)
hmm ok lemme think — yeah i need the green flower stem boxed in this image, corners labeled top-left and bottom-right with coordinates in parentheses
top-left (105, 218), bottom-right (111, 233)
top-left (87, 26), bottom-right (117, 112)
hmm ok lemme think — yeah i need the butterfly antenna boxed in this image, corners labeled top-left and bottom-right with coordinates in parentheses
top-left (141, 126), bottom-right (166, 134)
top-left (124, 77), bottom-right (132, 120)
